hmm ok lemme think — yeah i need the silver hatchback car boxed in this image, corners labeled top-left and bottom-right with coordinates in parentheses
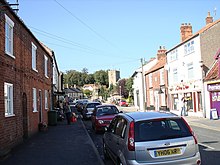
top-left (103, 111), bottom-right (201, 165)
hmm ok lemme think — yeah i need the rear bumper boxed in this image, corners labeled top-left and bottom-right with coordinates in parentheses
top-left (126, 152), bottom-right (201, 165)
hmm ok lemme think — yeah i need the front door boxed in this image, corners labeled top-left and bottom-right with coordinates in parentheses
top-left (39, 90), bottom-right (43, 123)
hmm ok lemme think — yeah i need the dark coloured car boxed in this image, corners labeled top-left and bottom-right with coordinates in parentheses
top-left (103, 111), bottom-right (201, 165)
top-left (91, 104), bottom-right (120, 133)
top-left (82, 102), bottom-right (101, 119)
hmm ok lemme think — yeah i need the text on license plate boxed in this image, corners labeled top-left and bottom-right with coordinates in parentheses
top-left (155, 148), bottom-right (181, 157)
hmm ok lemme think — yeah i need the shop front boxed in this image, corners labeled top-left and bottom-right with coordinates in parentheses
top-left (207, 83), bottom-right (220, 118)
top-left (169, 80), bottom-right (203, 117)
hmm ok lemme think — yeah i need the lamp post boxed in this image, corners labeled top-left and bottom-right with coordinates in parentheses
top-left (141, 58), bottom-right (146, 112)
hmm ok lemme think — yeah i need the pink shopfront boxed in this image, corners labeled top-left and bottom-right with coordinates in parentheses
top-left (207, 83), bottom-right (220, 118)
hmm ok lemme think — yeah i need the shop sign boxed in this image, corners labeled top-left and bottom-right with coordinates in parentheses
top-left (207, 83), bottom-right (220, 92)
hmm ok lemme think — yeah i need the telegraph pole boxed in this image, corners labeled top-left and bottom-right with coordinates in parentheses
top-left (141, 58), bottom-right (146, 112)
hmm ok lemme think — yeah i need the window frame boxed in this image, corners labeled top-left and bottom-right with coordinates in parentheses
top-left (187, 62), bottom-right (194, 80)
top-left (44, 55), bottom-right (48, 78)
top-left (33, 88), bottom-right (37, 112)
top-left (31, 42), bottom-right (38, 72)
top-left (5, 14), bottom-right (14, 57)
top-left (45, 90), bottom-right (48, 110)
top-left (4, 82), bottom-right (14, 117)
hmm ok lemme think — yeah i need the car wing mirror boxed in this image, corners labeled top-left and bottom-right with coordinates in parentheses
top-left (119, 111), bottom-right (123, 113)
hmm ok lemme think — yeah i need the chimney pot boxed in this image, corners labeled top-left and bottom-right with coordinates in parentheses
top-left (180, 23), bottom-right (193, 42)
top-left (206, 11), bottom-right (213, 25)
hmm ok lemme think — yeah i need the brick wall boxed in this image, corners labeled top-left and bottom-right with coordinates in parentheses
top-left (0, 2), bottom-right (53, 157)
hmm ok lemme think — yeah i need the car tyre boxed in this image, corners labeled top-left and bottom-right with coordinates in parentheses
top-left (103, 141), bottom-right (109, 160)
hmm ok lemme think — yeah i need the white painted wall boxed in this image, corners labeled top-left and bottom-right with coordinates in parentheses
top-left (133, 58), bottom-right (157, 111)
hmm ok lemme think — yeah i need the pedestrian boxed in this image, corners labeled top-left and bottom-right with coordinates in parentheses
top-left (63, 95), bottom-right (71, 125)
top-left (181, 97), bottom-right (186, 116)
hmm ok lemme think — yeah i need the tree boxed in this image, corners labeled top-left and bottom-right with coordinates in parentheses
top-left (94, 70), bottom-right (109, 86)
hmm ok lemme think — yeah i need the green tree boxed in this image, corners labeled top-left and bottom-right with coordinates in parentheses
top-left (94, 70), bottom-right (109, 86)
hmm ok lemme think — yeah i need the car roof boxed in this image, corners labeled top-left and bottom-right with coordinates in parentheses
top-left (118, 111), bottom-right (179, 121)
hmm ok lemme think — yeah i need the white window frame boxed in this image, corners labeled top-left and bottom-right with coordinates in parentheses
top-left (32, 42), bottom-right (37, 72)
top-left (149, 73), bottom-right (153, 87)
top-left (44, 55), bottom-right (48, 78)
top-left (4, 82), bottom-right (14, 116)
top-left (33, 88), bottom-right (37, 112)
top-left (45, 90), bottom-right (48, 109)
top-left (173, 68), bottom-right (178, 83)
top-left (187, 62), bottom-right (194, 80)
top-left (160, 68), bottom-right (165, 85)
top-left (5, 14), bottom-right (14, 57)
top-left (149, 89), bottom-right (154, 105)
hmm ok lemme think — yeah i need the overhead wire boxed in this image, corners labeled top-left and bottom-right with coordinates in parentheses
top-left (53, 0), bottom-right (133, 58)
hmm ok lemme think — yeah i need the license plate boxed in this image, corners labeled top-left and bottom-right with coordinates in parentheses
top-left (155, 148), bottom-right (181, 157)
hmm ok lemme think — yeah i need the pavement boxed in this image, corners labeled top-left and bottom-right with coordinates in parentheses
top-left (0, 105), bottom-right (219, 165)
top-left (0, 108), bottom-right (104, 165)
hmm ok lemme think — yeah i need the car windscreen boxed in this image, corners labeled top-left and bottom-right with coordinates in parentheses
top-left (96, 106), bottom-right (119, 116)
top-left (87, 103), bottom-right (100, 108)
top-left (135, 118), bottom-right (192, 142)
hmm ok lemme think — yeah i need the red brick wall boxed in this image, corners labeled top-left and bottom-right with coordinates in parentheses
top-left (0, 3), bottom-right (53, 157)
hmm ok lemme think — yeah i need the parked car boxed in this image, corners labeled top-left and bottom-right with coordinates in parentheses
top-left (119, 100), bottom-right (128, 107)
top-left (82, 102), bottom-right (101, 119)
top-left (91, 104), bottom-right (120, 133)
top-left (103, 111), bottom-right (201, 165)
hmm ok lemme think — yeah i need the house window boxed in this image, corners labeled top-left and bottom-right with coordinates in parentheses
top-left (4, 83), bottom-right (14, 116)
top-left (45, 90), bottom-right (48, 109)
top-left (184, 40), bottom-right (194, 55)
top-left (44, 55), bottom-right (48, 77)
top-left (32, 42), bottom-right (37, 71)
top-left (33, 88), bottom-right (37, 112)
top-left (149, 73), bottom-right (153, 87)
top-left (149, 89), bottom-right (154, 105)
top-left (173, 68), bottom-right (178, 83)
top-left (169, 49), bottom-right (178, 62)
top-left (5, 14), bottom-right (14, 57)
top-left (160, 68), bottom-right (165, 85)
top-left (187, 62), bottom-right (194, 79)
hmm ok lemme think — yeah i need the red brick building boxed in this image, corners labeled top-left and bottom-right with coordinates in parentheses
top-left (145, 46), bottom-right (168, 111)
top-left (0, 0), bottom-right (53, 157)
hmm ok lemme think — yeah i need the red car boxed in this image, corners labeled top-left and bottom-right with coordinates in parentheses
top-left (91, 104), bottom-right (120, 133)
top-left (119, 100), bottom-right (128, 107)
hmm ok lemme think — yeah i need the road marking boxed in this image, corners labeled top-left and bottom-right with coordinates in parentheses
top-left (199, 143), bottom-right (215, 150)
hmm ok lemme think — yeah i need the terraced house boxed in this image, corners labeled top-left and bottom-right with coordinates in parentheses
top-left (0, 0), bottom-right (53, 157)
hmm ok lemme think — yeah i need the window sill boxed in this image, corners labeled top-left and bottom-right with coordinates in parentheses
top-left (5, 114), bottom-right (15, 117)
top-left (5, 52), bottom-right (15, 59)
top-left (33, 110), bottom-right (38, 113)
top-left (32, 69), bottom-right (38, 73)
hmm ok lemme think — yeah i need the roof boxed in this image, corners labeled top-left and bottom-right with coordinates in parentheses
top-left (204, 61), bottom-right (219, 81)
top-left (119, 111), bottom-right (178, 121)
top-left (167, 18), bottom-right (220, 53)
top-left (145, 56), bottom-right (166, 75)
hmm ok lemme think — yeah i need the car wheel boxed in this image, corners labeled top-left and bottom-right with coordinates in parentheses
top-left (103, 141), bottom-right (109, 160)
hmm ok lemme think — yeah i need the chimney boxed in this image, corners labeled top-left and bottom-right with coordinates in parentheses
top-left (206, 11), bottom-right (213, 25)
top-left (180, 23), bottom-right (193, 42)
top-left (157, 46), bottom-right (166, 60)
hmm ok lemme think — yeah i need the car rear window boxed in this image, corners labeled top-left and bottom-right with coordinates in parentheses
top-left (135, 118), bottom-right (192, 142)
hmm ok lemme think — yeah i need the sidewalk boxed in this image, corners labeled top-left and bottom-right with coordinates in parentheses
top-left (1, 118), bottom-right (104, 165)
top-left (183, 115), bottom-right (220, 132)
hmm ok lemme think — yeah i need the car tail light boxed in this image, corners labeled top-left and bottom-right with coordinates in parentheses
top-left (182, 117), bottom-right (198, 144)
top-left (197, 159), bottom-right (201, 165)
top-left (128, 121), bottom-right (135, 151)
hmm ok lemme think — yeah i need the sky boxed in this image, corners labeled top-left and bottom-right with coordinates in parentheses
top-left (8, 0), bottom-right (220, 78)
